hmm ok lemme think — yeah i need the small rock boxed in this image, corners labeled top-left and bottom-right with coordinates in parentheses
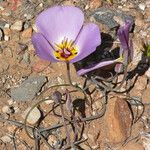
top-left (22, 107), bottom-right (41, 124)
top-left (4, 23), bottom-right (10, 28)
top-left (48, 134), bottom-right (60, 148)
top-left (0, 135), bottom-right (12, 143)
top-left (11, 20), bottom-right (23, 31)
top-left (0, 6), bottom-right (4, 11)
top-left (4, 35), bottom-right (10, 41)
top-left (89, 0), bottom-right (102, 10)
top-left (91, 7), bottom-right (134, 29)
top-left (24, 13), bottom-right (34, 20)
top-left (138, 3), bottom-right (146, 11)
top-left (44, 99), bottom-right (54, 104)
top-left (21, 27), bottom-right (32, 38)
top-left (39, 3), bottom-right (43, 7)
top-left (2, 105), bottom-right (11, 114)
top-left (104, 97), bottom-right (132, 144)
top-left (22, 52), bottom-right (30, 63)
top-left (10, 76), bottom-right (47, 101)
top-left (23, 21), bottom-right (30, 29)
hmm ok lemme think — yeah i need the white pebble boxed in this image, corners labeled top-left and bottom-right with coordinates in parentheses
top-left (4, 35), bottom-right (10, 41)
top-left (8, 99), bottom-right (14, 105)
top-left (39, 3), bottom-right (43, 7)
top-left (138, 3), bottom-right (146, 11)
top-left (11, 20), bottom-right (23, 31)
top-left (0, 135), bottom-right (12, 143)
top-left (44, 99), bottom-right (54, 104)
top-left (22, 107), bottom-right (41, 124)
top-left (2, 106), bottom-right (11, 114)
top-left (4, 23), bottom-right (10, 28)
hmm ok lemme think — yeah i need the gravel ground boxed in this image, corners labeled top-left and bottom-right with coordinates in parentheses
top-left (0, 0), bottom-right (150, 149)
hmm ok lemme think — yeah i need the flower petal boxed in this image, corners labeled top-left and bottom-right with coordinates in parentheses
top-left (70, 23), bottom-right (101, 63)
top-left (32, 33), bottom-right (58, 62)
top-left (36, 6), bottom-right (84, 46)
top-left (77, 59), bottom-right (118, 75)
top-left (117, 20), bottom-right (132, 51)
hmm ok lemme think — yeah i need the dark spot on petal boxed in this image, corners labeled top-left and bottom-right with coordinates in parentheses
top-left (56, 57), bottom-right (60, 59)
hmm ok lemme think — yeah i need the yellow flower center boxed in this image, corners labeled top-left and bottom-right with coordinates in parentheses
top-left (54, 38), bottom-right (78, 61)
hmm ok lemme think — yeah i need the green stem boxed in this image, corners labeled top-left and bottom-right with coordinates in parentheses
top-left (66, 61), bottom-right (73, 85)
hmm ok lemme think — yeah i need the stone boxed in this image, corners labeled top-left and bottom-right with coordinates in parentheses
top-left (22, 52), bottom-right (30, 63)
top-left (89, 0), bottom-right (102, 10)
top-left (21, 27), bottom-right (32, 38)
top-left (104, 97), bottom-right (133, 144)
top-left (0, 135), bottom-right (12, 143)
top-left (22, 107), bottom-right (41, 124)
top-left (91, 7), bottom-right (134, 29)
top-left (10, 76), bottom-right (47, 101)
top-left (138, 3), bottom-right (146, 11)
top-left (2, 105), bottom-right (12, 114)
top-left (4, 35), bottom-right (10, 41)
top-left (4, 23), bottom-right (10, 28)
top-left (11, 20), bottom-right (23, 31)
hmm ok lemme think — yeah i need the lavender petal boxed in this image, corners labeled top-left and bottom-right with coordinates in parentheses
top-left (70, 23), bottom-right (101, 63)
top-left (36, 6), bottom-right (84, 47)
top-left (32, 33), bottom-right (58, 62)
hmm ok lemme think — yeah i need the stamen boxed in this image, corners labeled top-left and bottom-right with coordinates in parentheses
top-left (54, 38), bottom-right (78, 61)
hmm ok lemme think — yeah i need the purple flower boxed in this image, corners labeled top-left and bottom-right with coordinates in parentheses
top-left (32, 6), bottom-right (101, 63)
top-left (77, 58), bottom-right (122, 76)
top-left (77, 20), bottom-right (133, 76)
top-left (115, 20), bottom-right (133, 72)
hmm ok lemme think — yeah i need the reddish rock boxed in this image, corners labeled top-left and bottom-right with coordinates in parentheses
top-left (21, 28), bottom-right (32, 38)
top-left (104, 97), bottom-right (133, 144)
top-left (89, 0), bottom-right (102, 10)
top-left (32, 59), bottom-right (50, 73)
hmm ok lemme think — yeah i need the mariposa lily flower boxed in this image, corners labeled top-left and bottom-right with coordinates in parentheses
top-left (115, 20), bottom-right (133, 72)
top-left (32, 6), bottom-right (101, 63)
top-left (77, 20), bottom-right (133, 76)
